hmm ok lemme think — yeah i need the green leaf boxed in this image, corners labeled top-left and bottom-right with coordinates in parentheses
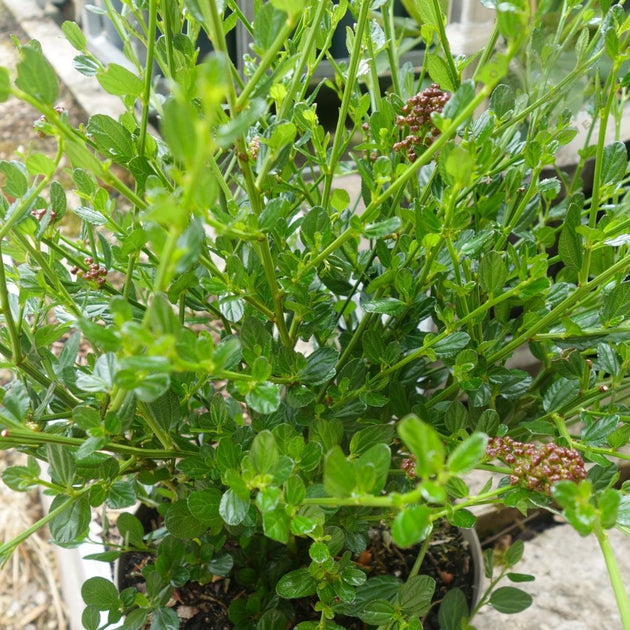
top-left (122, 608), bottom-right (148, 630)
top-left (426, 52), bottom-right (456, 92)
top-left (489, 83), bottom-right (515, 117)
top-left (363, 216), bottom-right (403, 238)
top-left (96, 63), bottom-right (143, 97)
top-left (447, 433), bottom-right (488, 475)
top-left (0, 160), bottom-right (28, 198)
top-left (504, 539), bottom-right (524, 567)
top-left (263, 508), bottom-right (290, 543)
top-left (397, 415), bottom-right (445, 478)
top-left (276, 568), bottom-right (317, 599)
top-left (219, 488), bottom-right (250, 526)
top-left (250, 430), bottom-right (280, 475)
top-left (507, 572), bottom-right (535, 583)
top-left (601, 141), bottom-right (627, 185)
top-left (438, 588), bottom-right (469, 630)
top-left (164, 500), bottom-right (207, 538)
top-left (46, 443), bottom-right (76, 487)
top-left (49, 493), bottom-right (91, 544)
top-left (432, 332), bottom-right (471, 359)
top-left (479, 251), bottom-right (507, 295)
top-left (598, 488), bottom-right (620, 529)
top-left (300, 347), bottom-right (338, 385)
top-left (391, 505), bottom-right (432, 547)
top-left (489, 586), bottom-right (533, 614)
top-left (363, 297), bottom-right (407, 316)
top-left (87, 114), bottom-right (135, 163)
top-left (16, 41), bottom-right (59, 105)
top-left (150, 607), bottom-right (179, 630)
top-left (116, 513), bottom-right (146, 548)
top-left (160, 97), bottom-right (199, 164)
top-left (62, 21), bottom-right (87, 50)
top-left (324, 446), bottom-right (355, 497)
top-left (399, 574), bottom-right (435, 615)
top-left (106, 481), bottom-right (136, 509)
top-left (82, 606), bottom-right (101, 630)
top-left (558, 196), bottom-right (583, 271)
top-left (450, 508), bottom-right (477, 528)
top-left (602, 283), bottom-right (630, 325)
top-left (358, 599), bottom-right (397, 625)
top-left (246, 382), bottom-right (281, 414)
top-left (357, 443), bottom-right (391, 494)
top-left (542, 377), bottom-right (580, 412)
top-left (81, 577), bottom-right (119, 611)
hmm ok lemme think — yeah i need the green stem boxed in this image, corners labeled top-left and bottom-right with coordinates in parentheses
top-left (138, 0), bottom-right (157, 157)
top-left (431, 0), bottom-right (459, 89)
top-left (0, 241), bottom-right (22, 363)
top-left (594, 525), bottom-right (630, 630)
top-left (0, 492), bottom-right (87, 565)
top-left (409, 533), bottom-right (433, 578)
top-left (322, 0), bottom-right (372, 207)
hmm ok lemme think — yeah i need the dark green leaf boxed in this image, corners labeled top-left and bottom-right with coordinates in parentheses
top-left (46, 443), bottom-right (75, 487)
top-left (504, 539), bottom-right (524, 567)
top-left (116, 513), bottom-right (146, 548)
top-left (558, 196), bottom-right (583, 271)
top-left (489, 586), bottom-right (533, 614)
top-left (432, 332), bottom-right (471, 359)
top-left (0, 160), bottom-right (28, 198)
top-left (363, 297), bottom-right (407, 316)
top-left (358, 599), bottom-right (397, 625)
top-left (542, 378), bottom-right (580, 412)
top-left (164, 500), bottom-right (207, 538)
top-left (438, 588), bottom-right (469, 630)
top-left (150, 607), bottom-right (179, 630)
top-left (507, 572), bottom-right (535, 583)
top-left (602, 283), bottom-right (630, 324)
top-left (399, 574), bottom-right (435, 615)
top-left (426, 52), bottom-right (457, 92)
top-left (246, 382), bottom-right (281, 414)
top-left (49, 493), bottom-right (91, 544)
top-left (81, 577), bottom-right (119, 611)
top-left (219, 488), bottom-right (250, 526)
top-left (300, 347), bottom-right (338, 385)
top-left (601, 142), bottom-right (627, 185)
top-left (276, 568), bottom-right (317, 599)
top-left (479, 251), bottom-right (507, 295)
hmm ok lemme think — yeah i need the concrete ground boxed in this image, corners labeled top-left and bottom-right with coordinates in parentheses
top-left (1, 1), bottom-right (629, 629)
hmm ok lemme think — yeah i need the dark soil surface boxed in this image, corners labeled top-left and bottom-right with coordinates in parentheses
top-left (117, 517), bottom-right (478, 629)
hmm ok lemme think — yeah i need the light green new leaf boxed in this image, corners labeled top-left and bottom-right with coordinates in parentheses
top-left (16, 41), bottom-right (59, 105)
top-left (398, 415), bottom-right (445, 478)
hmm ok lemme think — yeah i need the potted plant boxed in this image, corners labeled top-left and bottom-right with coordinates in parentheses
top-left (1, 0), bottom-right (630, 628)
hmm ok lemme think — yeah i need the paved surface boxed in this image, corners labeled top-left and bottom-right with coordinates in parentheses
top-left (1, 1), bottom-right (629, 629)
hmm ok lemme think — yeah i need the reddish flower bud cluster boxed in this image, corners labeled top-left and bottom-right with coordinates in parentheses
top-left (393, 84), bottom-right (450, 162)
top-left (72, 256), bottom-right (107, 287)
top-left (486, 436), bottom-right (587, 495)
top-left (31, 208), bottom-right (57, 222)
